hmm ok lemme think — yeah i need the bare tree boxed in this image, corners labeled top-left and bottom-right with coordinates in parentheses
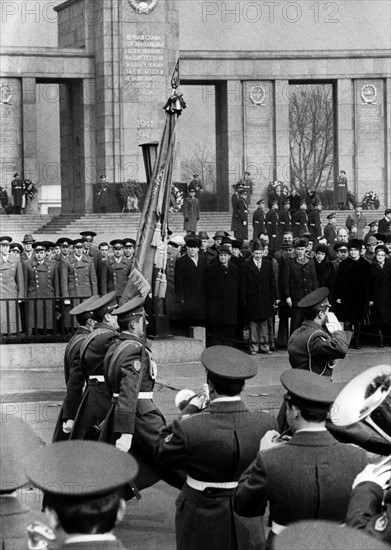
top-left (180, 134), bottom-right (216, 193)
top-left (289, 84), bottom-right (334, 193)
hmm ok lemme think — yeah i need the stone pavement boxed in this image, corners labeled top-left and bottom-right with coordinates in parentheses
top-left (1, 347), bottom-right (390, 550)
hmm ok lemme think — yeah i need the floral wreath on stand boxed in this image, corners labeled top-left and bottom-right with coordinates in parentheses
top-left (119, 179), bottom-right (143, 212)
top-left (267, 180), bottom-right (289, 207)
top-left (23, 179), bottom-right (38, 200)
top-left (361, 191), bottom-right (380, 210)
top-left (169, 184), bottom-right (184, 213)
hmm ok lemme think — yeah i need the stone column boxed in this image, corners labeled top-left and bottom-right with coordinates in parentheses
top-left (386, 78), bottom-right (391, 207)
top-left (22, 77), bottom-right (39, 213)
top-left (0, 78), bottom-right (22, 193)
top-left (275, 79), bottom-right (290, 185)
top-left (225, 80), bottom-right (243, 210)
top-left (336, 79), bottom-right (354, 194)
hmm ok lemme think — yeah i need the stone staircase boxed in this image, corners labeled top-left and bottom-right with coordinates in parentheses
top-left (1, 210), bottom-right (383, 244)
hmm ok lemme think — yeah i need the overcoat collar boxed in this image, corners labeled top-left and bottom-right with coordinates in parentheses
top-left (287, 429), bottom-right (338, 447)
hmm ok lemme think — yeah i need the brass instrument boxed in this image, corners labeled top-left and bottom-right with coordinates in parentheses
top-left (331, 364), bottom-right (391, 485)
top-left (175, 385), bottom-right (210, 411)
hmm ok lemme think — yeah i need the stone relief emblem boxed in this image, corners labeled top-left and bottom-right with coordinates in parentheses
top-left (1, 83), bottom-right (13, 105)
top-left (361, 84), bottom-right (377, 105)
top-left (128, 0), bottom-right (158, 14)
top-left (249, 85), bottom-right (266, 106)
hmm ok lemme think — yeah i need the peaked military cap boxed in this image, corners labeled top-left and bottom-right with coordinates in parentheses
top-left (110, 239), bottom-right (124, 247)
top-left (113, 295), bottom-right (146, 319)
top-left (69, 295), bottom-right (100, 316)
top-left (275, 520), bottom-right (389, 550)
top-left (10, 242), bottom-right (23, 253)
top-left (327, 213), bottom-right (337, 220)
top-left (72, 237), bottom-right (86, 246)
top-left (1, 416), bottom-right (40, 492)
top-left (368, 220), bottom-right (378, 227)
top-left (33, 241), bottom-right (48, 251)
top-left (27, 441), bottom-right (138, 499)
top-left (22, 234), bottom-right (35, 243)
top-left (281, 369), bottom-right (339, 412)
top-left (43, 241), bottom-right (55, 249)
top-left (80, 231), bottom-right (97, 238)
top-left (90, 291), bottom-right (117, 317)
top-left (123, 238), bottom-right (136, 247)
top-left (297, 287), bottom-right (330, 311)
top-left (256, 199), bottom-right (265, 205)
top-left (0, 236), bottom-right (13, 244)
top-left (334, 242), bottom-right (348, 252)
top-left (201, 346), bottom-right (257, 382)
top-left (56, 237), bottom-right (73, 246)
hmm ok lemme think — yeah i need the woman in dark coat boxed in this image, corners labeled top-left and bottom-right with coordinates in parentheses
top-left (314, 244), bottom-right (335, 292)
top-left (334, 239), bottom-right (373, 349)
top-left (370, 245), bottom-right (391, 346)
top-left (240, 240), bottom-right (278, 354)
top-left (205, 245), bottom-right (240, 347)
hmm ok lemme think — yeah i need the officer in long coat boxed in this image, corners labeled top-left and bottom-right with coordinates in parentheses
top-left (266, 200), bottom-right (279, 253)
top-left (252, 199), bottom-right (266, 240)
top-left (60, 237), bottom-right (98, 301)
top-left (182, 187), bottom-right (200, 233)
top-left (154, 346), bottom-right (276, 550)
top-left (81, 230), bottom-right (100, 271)
top-left (205, 245), bottom-right (240, 347)
top-left (323, 212), bottom-right (338, 244)
top-left (308, 202), bottom-right (323, 242)
top-left (232, 190), bottom-right (249, 240)
top-left (292, 200), bottom-right (309, 238)
top-left (234, 370), bottom-right (368, 548)
top-left (99, 294), bottom-right (185, 495)
top-left (11, 173), bottom-right (23, 214)
top-left (100, 239), bottom-right (131, 298)
top-left (174, 238), bottom-right (207, 327)
top-left (52, 296), bottom-right (97, 442)
top-left (24, 241), bottom-right (60, 333)
top-left (70, 292), bottom-right (119, 441)
top-left (0, 235), bottom-right (24, 334)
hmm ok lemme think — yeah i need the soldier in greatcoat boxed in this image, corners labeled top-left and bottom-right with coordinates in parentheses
top-left (154, 346), bottom-right (276, 550)
top-left (100, 239), bottom-right (131, 298)
top-left (70, 292), bottom-right (119, 441)
top-left (232, 190), bottom-right (249, 240)
top-left (165, 235), bottom-right (185, 322)
top-left (266, 199), bottom-right (279, 253)
top-left (205, 245), bottom-right (240, 347)
top-left (0, 235), bottom-right (24, 334)
top-left (292, 200), bottom-right (309, 238)
top-left (252, 199), bottom-right (266, 240)
top-left (52, 296), bottom-right (97, 442)
top-left (60, 237), bottom-right (98, 301)
top-left (11, 173), bottom-right (23, 214)
top-left (99, 293), bottom-right (185, 495)
top-left (81, 230), bottom-right (100, 271)
top-left (337, 170), bottom-right (348, 209)
top-left (277, 199), bottom-right (292, 248)
top-left (24, 241), bottom-right (60, 333)
top-left (308, 201), bottom-right (323, 243)
top-left (323, 212), bottom-right (338, 245)
top-left (182, 187), bottom-right (200, 233)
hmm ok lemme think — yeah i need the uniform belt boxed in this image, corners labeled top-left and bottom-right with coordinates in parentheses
top-left (271, 521), bottom-right (286, 535)
top-left (138, 392), bottom-right (153, 399)
top-left (186, 475), bottom-right (238, 491)
top-left (89, 375), bottom-right (105, 383)
top-left (338, 184), bottom-right (346, 186)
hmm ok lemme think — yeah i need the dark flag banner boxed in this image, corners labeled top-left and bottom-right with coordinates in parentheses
top-left (120, 60), bottom-right (186, 306)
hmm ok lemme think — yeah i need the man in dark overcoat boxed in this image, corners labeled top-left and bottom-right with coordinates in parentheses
top-left (234, 369), bottom-right (368, 549)
top-left (99, 294), bottom-right (185, 495)
top-left (174, 237), bottom-right (206, 328)
top-left (154, 346), bottom-right (276, 550)
top-left (265, 199), bottom-right (279, 253)
top-left (240, 239), bottom-right (278, 354)
top-left (281, 237), bottom-right (319, 334)
top-left (24, 241), bottom-right (60, 333)
top-left (182, 187), bottom-right (200, 233)
top-left (292, 200), bottom-right (309, 238)
top-left (334, 238), bottom-right (374, 348)
top-left (11, 172), bottom-right (23, 214)
top-left (205, 245), bottom-right (239, 347)
top-left (277, 199), bottom-right (292, 248)
top-left (232, 190), bottom-right (249, 240)
top-left (252, 198), bottom-right (266, 240)
top-left (337, 170), bottom-right (348, 209)
top-left (308, 201), bottom-right (323, 243)
top-left (70, 292), bottom-right (119, 441)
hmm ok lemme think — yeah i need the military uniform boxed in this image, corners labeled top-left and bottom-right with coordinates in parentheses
top-left (155, 346), bottom-right (275, 550)
top-left (60, 253), bottom-right (98, 298)
top-left (101, 257), bottom-right (131, 298)
top-left (11, 174), bottom-right (23, 214)
top-left (292, 208), bottom-right (308, 238)
top-left (308, 208), bottom-right (322, 242)
top-left (235, 370), bottom-right (368, 546)
top-left (0, 237), bottom-right (24, 334)
top-left (265, 207), bottom-right (279, 252)
top-left (183, 195), bottom-right (200, 232)
top-left (252, 202), bottom-right (266, 240)
top-left (323, 220), bottom-right (337, 245)
top-left (24, 243), bottom-right (60, 331)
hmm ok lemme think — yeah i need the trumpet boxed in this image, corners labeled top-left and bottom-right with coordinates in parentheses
top-left (175, 385), bottom-right (210, 411)
top-left (331, 364), bottom-right (391, 484)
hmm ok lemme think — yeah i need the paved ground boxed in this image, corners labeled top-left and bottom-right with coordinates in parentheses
top-left (2, 346), bottom-right (390, 550)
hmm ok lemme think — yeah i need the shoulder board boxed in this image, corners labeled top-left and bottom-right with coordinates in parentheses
top-left (65, 333), bottom-right (87, 366)
top-left (80, 328), bottom-right (113, 360)
top-left (109, 340), bottom-right (141, 366)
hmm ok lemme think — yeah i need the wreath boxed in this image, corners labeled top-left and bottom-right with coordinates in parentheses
top-left (119, 180), bottom-right (143, 201)
top-left (362, 191), bottom-right (380, 210)
top-left (170, 185), bottom-right (184, 213)
top-left (23, 179), bottom-right (38, 200)
top-left (267, 180), bottom-right (289, 206)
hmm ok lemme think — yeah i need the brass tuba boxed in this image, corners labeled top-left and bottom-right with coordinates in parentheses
top-left (331, 364), bottom-right (391, 484)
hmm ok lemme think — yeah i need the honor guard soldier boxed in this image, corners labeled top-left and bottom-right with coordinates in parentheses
top-left (80, 231), bottom-right (100, 270)
top-left (234, 370), bottom-right (368, 548)
top-left (11, 172), bottom-right (23, 214)
top-left (27, 441), bottom-right (138, 550)
top-left (70, 292), bottom-right (119, 441)
top-left (100, 239), bottom-right (132, 298)
top-left (287, 287), bottom-right (352, 378)
top-left (100, 291), bottom-right (185, 494)
top-left (1, 416), bottom-right (53, 550)
top-left (154, 346), bottom-right (276, 550)
top-left (52, 295), bottom-right (98, 442)
top-left (0, 235), bottom-right (24, 334)
top-left (60, 237), bottom-right (98, 303)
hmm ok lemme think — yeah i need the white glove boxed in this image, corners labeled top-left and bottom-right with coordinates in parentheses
top-left (352, 463), bottom-right (391, 490)
top-left (62, 419), bottom-right (74, 433)
top-left (260, 430), bottom-right (283, 451)
top-left (286, 298), bottom-right (292, 308)
top-left (243, 221), bottom-right (247, 226)
top-left (116, 433), bottom-right (133, 453)
top-left (326, 312), bottom-right (342, 333)
top-left (64, 299), bottom-right (71, 305)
